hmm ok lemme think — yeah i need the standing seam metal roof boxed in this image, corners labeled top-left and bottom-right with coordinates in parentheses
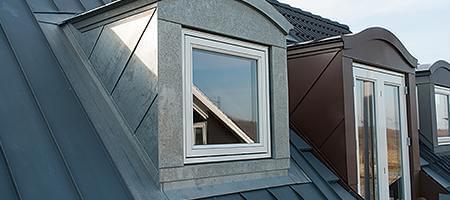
top-left (0, 0), bottom-right (355, 199)
top-left (420, 141), bottom-right (450, 191)
top-left (203, 130), bottom-right (356, 200)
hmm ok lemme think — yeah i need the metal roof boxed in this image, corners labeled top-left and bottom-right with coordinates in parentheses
top-left (0, 0), bottom-right (135, 199)
top-left (203, 130), bottom-right (356, 200)
top-left (266, 0), bottom-right (351, 43)
top-left (0, 0), bottom-right (354, 199)
top-left (420, 141), bottom-right (450, 191)
top-left (416, 60), bottom-right (450, 73)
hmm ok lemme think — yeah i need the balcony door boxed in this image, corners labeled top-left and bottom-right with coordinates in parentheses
top-left (353, 63), bottom-right (411, 200)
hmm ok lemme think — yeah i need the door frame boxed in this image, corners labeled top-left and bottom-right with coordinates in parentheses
top-left (353, 63), bottom-right (411, 200)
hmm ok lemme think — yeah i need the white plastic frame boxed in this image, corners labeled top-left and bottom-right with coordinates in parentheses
top-left (353, 63), bottom-right (411, 200)
top-left (182, 29), bottom-right (271, 164)
top-left (434, 85), bottom-right (450, 145)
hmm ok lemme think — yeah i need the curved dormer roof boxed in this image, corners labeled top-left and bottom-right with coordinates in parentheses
top-left (416, 60), bottom-right (450, 86)
top-left (417, 60), bottom-right (450, 74)
top-left (342, 27), bottom-right (418, 68)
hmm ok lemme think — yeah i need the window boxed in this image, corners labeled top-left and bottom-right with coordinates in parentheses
top-left (435, 86), bottom-right (450, 145)
top-left (183, 30), bottom-right (271, 163)
top-left (353, 64), bottom-right (411, 200)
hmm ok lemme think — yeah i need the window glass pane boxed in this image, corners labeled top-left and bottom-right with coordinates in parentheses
top-left (435, 93), bottom-right (449, 138)
top-left (355, 80), bottom-right (378, 200)
top-left (192, 49), bottom-right (258, 145)
top-left (384, 85), bottom-right (403, 200)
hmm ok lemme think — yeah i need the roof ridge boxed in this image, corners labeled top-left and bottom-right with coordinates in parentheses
top-left (266, 0), bottom-right (350, 30)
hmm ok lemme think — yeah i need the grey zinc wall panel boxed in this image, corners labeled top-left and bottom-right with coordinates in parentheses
top-left (89, 9), bottom-right (154, 92)
top-left (76, 26), bottom-right (104, 58)
top-left (135, 97), bottom-right (159, 167)
top-left (112, 10), bottom-right (158, 131)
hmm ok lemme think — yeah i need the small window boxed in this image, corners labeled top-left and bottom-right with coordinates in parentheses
top-left (183, 30), bottom-right (271, 163)
top-left (435, 86), bottom-right (450, 145)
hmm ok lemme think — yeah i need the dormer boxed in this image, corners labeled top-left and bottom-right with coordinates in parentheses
top-left (416, 60), bottom-right (450, 153)
top-left (286, 27), bottom-right (420, 199)
top-left (59, 0), bottom-right (293, 196)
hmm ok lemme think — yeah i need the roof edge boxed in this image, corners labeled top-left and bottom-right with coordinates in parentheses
top-left (241, 0), bottom-right (293, 35)
top-left (427, 60), bottom-right (450, 74)
top-left (64, 0), bottom-right (293, 35)
top-left (266, 0), bottom-right (350, 31)
top-left (64, 0), bottom-right (157, 24)
top-left (343, 27), bottom-right (418, 68)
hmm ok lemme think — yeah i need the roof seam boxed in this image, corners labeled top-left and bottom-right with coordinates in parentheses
top-left (0, 138), bottom-right (22, 200)
top-left (0, 13), bottom-right (85, 200)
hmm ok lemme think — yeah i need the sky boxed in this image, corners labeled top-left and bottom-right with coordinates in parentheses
top-left (278, 0), bottom-right (450, 65)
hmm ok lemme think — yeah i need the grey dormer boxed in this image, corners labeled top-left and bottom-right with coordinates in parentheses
top-left (59, 0), bottom-right (293, 196)
top-left (417, 60), bottom-right (450, 153)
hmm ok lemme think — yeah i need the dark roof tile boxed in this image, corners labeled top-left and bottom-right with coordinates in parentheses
top-left (267, 0), bottom-right (351, 43)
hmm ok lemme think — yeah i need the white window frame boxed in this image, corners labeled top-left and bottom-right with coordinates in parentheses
top-left (182, 29), bottom-right (271, 164)
top-left (193, 122), bottom-right (207, 145)
top-left (434, 85), bottom-right (450, 145)
top-left (353, 63), bottom-right (411, 200)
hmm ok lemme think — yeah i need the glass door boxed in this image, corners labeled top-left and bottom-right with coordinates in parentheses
top-left (353, 63), bottom-right (411, 200)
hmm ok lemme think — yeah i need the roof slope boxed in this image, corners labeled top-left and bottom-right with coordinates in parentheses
top-left (267, 0), bottom-right (351, 43)
top-left (420, 142), bottom-right (450, 191)
top-left (0, 0), bottom-right (136, 200)
top-left (1, 0), bottom-right (355, 199)
top-left (203, 129), bottom-right (356, 200)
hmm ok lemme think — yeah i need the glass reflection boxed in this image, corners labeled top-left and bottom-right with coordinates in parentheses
top-left (192, 49), bottom-right (258, 145)
top-left (384, 85), bottom-right (403, 200)
top-left (435, 94), bottom-right (449, 138)
top-left (356, 80), bottom-right (378, 200)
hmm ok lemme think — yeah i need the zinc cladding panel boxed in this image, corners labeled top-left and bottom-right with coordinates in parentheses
top-left (0, 0), bottom-right (134, 199)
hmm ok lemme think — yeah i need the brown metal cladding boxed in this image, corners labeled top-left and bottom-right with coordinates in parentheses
top-left (287, 27), bottom-right (420, 198)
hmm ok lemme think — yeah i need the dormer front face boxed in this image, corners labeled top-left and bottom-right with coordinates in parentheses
top-left (417, 61), bottom-right (450, 153)
top-left (287, 28), bottom-right (420, 200)
top-left (63, 0), bottom-right (293, 196)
